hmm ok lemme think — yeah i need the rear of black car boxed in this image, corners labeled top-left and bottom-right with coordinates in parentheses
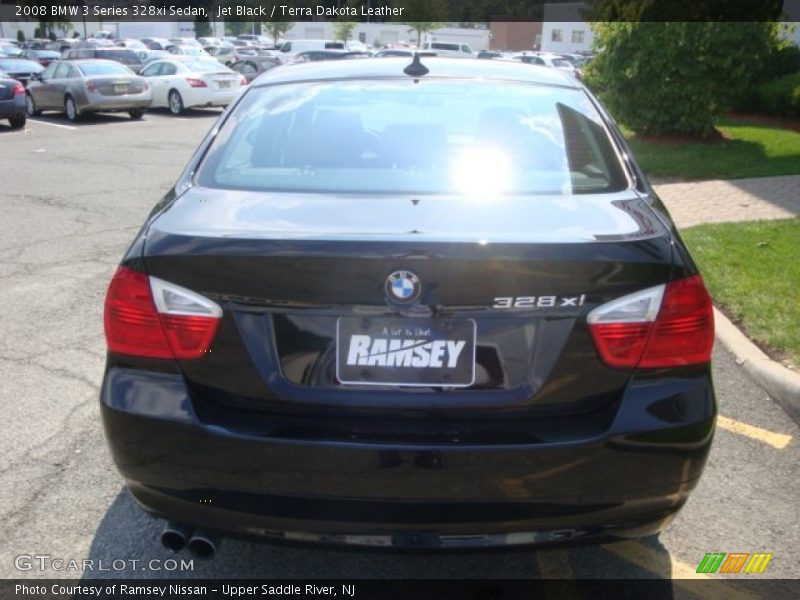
top-left (100, 59), bottom-right (715, 549)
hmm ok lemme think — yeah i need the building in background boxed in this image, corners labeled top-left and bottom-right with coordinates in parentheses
top-left (490, 22), bottom-right (543, 51)
top-left (541, 2), bottom-right (594, 53)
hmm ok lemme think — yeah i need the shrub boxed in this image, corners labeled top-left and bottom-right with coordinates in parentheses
top-left (590, 22), bottom-right (782, 137)
top-left (757, 72), bottom-right (800, 117)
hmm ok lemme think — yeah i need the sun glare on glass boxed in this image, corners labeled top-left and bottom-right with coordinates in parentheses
top-left (451, 146), bottom-right (513, 197)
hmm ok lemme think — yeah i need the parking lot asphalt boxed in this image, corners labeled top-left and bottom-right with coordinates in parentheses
top-left (0, 111), bottom-right (798, 587)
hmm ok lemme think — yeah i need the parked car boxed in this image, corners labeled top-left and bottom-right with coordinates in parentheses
top-left (141, 58), bottom-right (244, 115)
top-left (515, 52), bottom-right (581, 79)
top-left (293, 50), bottom-right (364, 63)
top-left (277, 39), bottom-right (345, 56)
top-left (166, 45), bottom-right (211, 59)
top-left (0, 69), bottom-right (26, 128)
top-left (421, 41), bottom-right (475, 57)
top-left (20, 49), bottom-right (61, 67)
top-left (141, 38), bottom-right (172, 51)
top-left (116, 39), bottom-right (148, 51)
top-left (477, 50), bottom-right (503, 59)
top-left (25, 59), bottom-right (152, 122)
top-left (0, 44), bottom-right (23, 58)
top-left (62, 47), bottom-right (145, 74)
top-left (101, 57), bottom-right (716, 554)
top-left (207, 46), bottom-right (258, 66)
top-left (138, 50), bottom-right (171, 65)
top-left (373, 49), bottom-right (437, 58)
top-left (169, 37), bottom-right (201, 47)
top-left (0, 58), bottom-right (45, 87)
top-left (228, 57), bottom-right (281, 83)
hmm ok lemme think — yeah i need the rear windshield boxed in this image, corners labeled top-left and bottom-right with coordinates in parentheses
top-left (78, 62), bottom-right (132, 76)
top-left (197, 79), bottom-right (628, 195)
top-left (184, 60), bottom-right (226, 73)
top-left (96, 49), bottom-right (141, 65)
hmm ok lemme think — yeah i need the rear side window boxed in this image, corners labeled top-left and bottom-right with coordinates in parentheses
top-left (78, 62), bottom-right (131, 76)
top-left (198, 79), bottom-right (628, 195)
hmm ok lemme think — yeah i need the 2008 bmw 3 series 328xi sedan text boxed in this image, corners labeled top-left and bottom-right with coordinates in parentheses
top-left (101, 57), bottom-right (716, 553)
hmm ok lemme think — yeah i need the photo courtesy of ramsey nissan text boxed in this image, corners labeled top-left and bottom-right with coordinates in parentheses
top-left (1, 1), bottom-right (799, 598)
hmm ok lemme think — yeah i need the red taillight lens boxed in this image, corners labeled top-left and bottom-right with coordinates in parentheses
top-left (85, 81), bottom-right (97, 93)
top-left (13, 82), bottom-right (24, 96)
top-left (104, 267), bottom-right (172, 359)
top-left (639, 275), bottom-right (714, 367)
top-left (588, 275), bottom-right (714, 369)
top-left (186, 77), bottom-right (207, 88)
top-left (104, 267), bottom-right (221, 360)
top-left (240, 75), bottom-right (248, 86)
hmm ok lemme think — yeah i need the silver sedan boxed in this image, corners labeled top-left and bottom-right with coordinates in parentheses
top-left (25, 59), bottom-right (152, 121)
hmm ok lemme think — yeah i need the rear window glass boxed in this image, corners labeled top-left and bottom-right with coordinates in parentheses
top-left (183, 60), bottom-right (225, 73)
top-left (96, 49), bottom-right (141, 65)
top-left (78, 62), bottom-right (131, 76)
top-left (197, 79), bottom-right (628, 195)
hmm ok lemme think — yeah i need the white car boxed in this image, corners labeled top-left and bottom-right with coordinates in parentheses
top-left (513, 52), bottom-right (580, 79)
top-left (141, 58), bottom-right (245, 115)
top-left (166, 44), bottom-right (211, 59)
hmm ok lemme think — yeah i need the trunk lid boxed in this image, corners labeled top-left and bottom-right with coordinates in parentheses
top-left (141, 187), bottom-right (674, 419)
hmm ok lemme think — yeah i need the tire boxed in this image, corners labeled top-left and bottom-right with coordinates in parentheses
top-left (168, 90), bottom-right (185, 115)
top-left (9, 114), bottom-right (26, 129)
top-left (128, 109), bottom-right (144, 120)
top-left (25, 93), bottom-right (40, 117)
top-left (64, 96), bottom-right (79, 122)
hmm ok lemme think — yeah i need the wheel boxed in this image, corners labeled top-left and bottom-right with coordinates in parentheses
top-left (168, 90), bottom-right (185, 115)
top-left (128, 109), bottom-right (144, 120)
top-left (8, 114), bottom-right (26, 129)
top-left (25, 93), bottom-right (40, 116)
top-left (64, 96), bottom-right (79, 122)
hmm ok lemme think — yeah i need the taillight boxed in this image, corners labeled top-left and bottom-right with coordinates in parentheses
top-left (588, 275), bottom-right (713, 369)
top-left (85, 81), bottom-right (97, 93)
top-left (13, 82), bottom-right (24, 96)
top-left (104, 267), bottom-right (222, 360)
top-left (239, 75), bottom-right (248, 86)
top-left (186, 77), bottom-right (207, 88)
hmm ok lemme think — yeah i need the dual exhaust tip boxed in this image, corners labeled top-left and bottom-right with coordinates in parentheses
top-left (161, 522), bottom-right (218, 559)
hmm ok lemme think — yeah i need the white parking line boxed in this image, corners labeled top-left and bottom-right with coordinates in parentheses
top-left (28, 119), bottom-right (77, 130)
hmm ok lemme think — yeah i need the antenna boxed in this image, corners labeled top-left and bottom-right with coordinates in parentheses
top-left (403, 52), bottom-right (429, 78)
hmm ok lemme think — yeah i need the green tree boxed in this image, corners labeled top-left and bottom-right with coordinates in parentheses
top-left (263, 21), bottom-right (292, 46)
top-left (587, 22), bottom-right (784, 137)
top-left (399, 0), bottom-right (445, 45)
top-left (333, 21), bottom-right (357, 43)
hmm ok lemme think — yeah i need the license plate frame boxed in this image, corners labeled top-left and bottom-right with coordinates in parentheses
top-left (113, 84), bottom-right (127, 94)
top-left (336, 317), bottom-right (476, 387)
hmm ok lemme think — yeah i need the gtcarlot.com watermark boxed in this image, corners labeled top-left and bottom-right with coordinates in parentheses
top-left (15, 554), bottom-right (194, 573)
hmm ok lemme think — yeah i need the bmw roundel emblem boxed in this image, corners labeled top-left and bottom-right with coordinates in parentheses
top-left (386, 270), bottom-right (422, 303)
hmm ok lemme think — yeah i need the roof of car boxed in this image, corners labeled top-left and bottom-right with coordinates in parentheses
top-left (253, 56), bottom-right (578, 88)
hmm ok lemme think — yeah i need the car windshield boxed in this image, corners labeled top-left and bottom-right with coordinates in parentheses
top-left (198, 79), bottom-right (628, 195)
top-left (184, 60), bottom-right (225, 73)
top-left (0, 59), bottom-right (43, 72)
top-left (78, 62), bottom-right (132, 76)
top-left (180, 47), bottom-right (204, 56)
top-left (96, 50), bottom-right (141, 65)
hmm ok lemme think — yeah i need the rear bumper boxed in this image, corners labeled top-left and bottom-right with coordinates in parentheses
top-left (82, 93), bottom-right (152, 113)
top-left (183, 87), bottom-right (239, 108)
top-left (0, 95), bottom-right (25, 117)
top-left (100, 366), bottom-right (715, 548)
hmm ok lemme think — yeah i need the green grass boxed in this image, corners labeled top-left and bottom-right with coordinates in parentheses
top-left (681, 218), bottom-right (800, 365)
top-left (623, 119), bottom-right (800, 180)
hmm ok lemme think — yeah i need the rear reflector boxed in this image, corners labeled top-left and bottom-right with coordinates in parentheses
top-left (588, 275), bottom-right (713, 368)
top-left (104, 267), bottom-right (221, 360)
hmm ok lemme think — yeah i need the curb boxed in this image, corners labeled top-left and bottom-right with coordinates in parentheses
top-left (714, 307), bottom-right (800, 423)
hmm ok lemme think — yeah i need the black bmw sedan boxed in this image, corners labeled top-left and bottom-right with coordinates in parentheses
top-left (101, 57), bottom-right (716, 554)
